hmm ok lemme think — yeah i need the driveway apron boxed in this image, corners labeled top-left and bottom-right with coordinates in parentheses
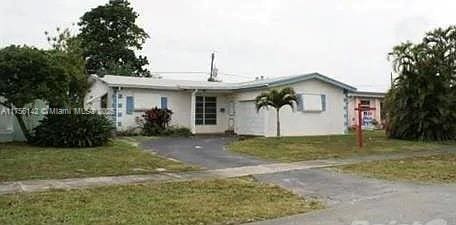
top-left (142, 136), bottom-right (267, 169)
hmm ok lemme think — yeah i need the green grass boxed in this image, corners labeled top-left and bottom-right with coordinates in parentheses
top-left (0, 140), bottom-right (196, 182)
top-left (0, 177), bottom-right (322, 225)
top-left (338, 153), bottom-right (456, 183)
top-left (229, 131), bottom-right (452, 162)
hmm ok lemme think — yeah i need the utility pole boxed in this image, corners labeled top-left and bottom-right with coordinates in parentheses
top-left (208, 52), bottom-right (216, 82)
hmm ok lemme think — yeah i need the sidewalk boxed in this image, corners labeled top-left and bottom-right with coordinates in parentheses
top-left (0, 150), bottom-right (446, 195)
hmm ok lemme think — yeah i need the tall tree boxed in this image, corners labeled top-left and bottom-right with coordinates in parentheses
top-left (78, 0), bottom-right (150, 77)
top-left (0, 45), bottom-right (69, 140)
top-left (255, 87), bottom-right (298, 137)
top-left (45, 27), bottom-right (89, 107)
top-left (386, 26), bottom-right (456, 141)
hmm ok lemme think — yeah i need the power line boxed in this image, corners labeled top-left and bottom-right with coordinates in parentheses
top-left (218, 73), bottom-right (254, 79)
top-left (150, 71), bottom-right (256, 79)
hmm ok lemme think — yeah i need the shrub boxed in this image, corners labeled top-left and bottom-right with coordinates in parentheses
top-left (142, 107), bottom-right (173, 136)
top-left (161, 127), bottom-right (192, 137)
top-left (32, 112), bottom-right (114, 148)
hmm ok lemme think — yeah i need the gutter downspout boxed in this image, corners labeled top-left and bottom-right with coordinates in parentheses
top-left (114, 87), bottom-right (121, 130)
top-left (190, 89), bottom-right (198, 134)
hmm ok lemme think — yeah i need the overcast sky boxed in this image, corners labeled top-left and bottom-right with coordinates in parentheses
top-left (1, 0), bottom-right (455, 91)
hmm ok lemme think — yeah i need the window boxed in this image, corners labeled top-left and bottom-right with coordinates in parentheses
top-left (126, 96), bottom-right (134, 114)
top-left (195, 96), bottom-right (217, 125)
top-left (161, 97), bottom-right (168, 109)
top-left (301, 94), bottom-right (323, 111)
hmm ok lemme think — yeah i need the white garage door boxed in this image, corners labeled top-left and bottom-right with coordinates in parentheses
top-left (235, 101), bottom-right (265, 136)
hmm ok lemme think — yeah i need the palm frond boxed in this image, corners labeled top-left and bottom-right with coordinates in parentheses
top-left (255, 87), bottom-right (298, 112)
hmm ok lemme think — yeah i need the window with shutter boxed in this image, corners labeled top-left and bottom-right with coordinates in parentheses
top-left (126, 96), bottom-right (134, 114)
top-left (301, 94), bottom-right (322, 111)
top-left (321, 94), bottom-right (326, 111)
top-left (161, 97), bottom-right (168, 109)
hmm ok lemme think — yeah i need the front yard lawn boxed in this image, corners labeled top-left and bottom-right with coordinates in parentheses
top-left (0, 140), bottom-right (195, 182)
top-left (229, 131), bottom-right (452, 162)
top-left (338, 153), bottom-right (456, 183)
top-left (0, 177), bottom-right (322, 225)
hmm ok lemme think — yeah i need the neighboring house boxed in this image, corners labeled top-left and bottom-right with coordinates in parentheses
top-left (0, 99), bottom-right (46, 142)
top-left (347, 91), bottom-right (385, 129)
top-left (85, 73), bottom-right (357, 137)
top-left (0, 103), bottom-right (19, 142)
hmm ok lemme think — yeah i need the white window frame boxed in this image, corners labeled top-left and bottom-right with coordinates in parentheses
top-left (195, 96), bottom-right (217, 125)
top-left (301, 94), bottom-right (324, 112)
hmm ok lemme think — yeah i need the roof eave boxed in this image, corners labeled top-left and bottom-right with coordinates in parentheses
top-left (106, 83), bottom-right (236, 92)
top-left (101, 72), bottom-right (357, 92)
top-left (236, 73), bottom-right (357, 91)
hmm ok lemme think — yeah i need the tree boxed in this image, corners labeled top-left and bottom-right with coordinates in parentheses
top-left (45, 27), bottom-right (89, 107)
top-left (255, 87), bottom-right (298, 137)
top-left (78, 0), bottom-right (150, 77)
top-left (0, 45), bottom-right (69, 140)
top-left (386, 26), bottom-right (456, 141)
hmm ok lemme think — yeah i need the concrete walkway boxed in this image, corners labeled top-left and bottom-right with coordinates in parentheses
top-left (0, 159), bottom-right (349, 195)
top-left (0, 150), bottom-right (445, 195)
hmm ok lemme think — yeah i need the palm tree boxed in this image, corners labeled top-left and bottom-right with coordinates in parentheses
top-left (255, 87), bottom-right (298, 137)
top-left (386, 26), bottom-right (456, 141)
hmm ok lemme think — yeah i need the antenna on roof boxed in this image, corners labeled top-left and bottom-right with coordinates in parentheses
top-left (208, 52), bottom-right (217, 82)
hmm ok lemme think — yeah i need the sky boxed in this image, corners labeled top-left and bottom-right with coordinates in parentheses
top-left (1, 0), bottom-right (455, 92)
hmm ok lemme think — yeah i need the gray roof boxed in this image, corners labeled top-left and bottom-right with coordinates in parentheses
top-left (94, 72), bottom-right (357, 91)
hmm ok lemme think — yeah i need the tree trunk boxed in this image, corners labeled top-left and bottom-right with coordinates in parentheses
top-left (15, 113), bottom-right (32, 142)
top-left (276, 108), bottom-right (280, 137)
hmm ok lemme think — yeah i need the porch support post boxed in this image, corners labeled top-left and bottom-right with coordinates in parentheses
top-left (190, 89), bottom-right (198, 134)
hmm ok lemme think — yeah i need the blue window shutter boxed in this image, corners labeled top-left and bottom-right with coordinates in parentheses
top-left (161, 97), bottom-right (168, 109)
top-left (321, 94), bottom-right (326, 111)
top-left (126, 96), bottom-right (134, 114)
top-left (296, 94), bottom-right (303, 111)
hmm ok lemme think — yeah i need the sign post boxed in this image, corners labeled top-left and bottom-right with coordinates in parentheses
top-left (354, 103), bottom-right (376, 148)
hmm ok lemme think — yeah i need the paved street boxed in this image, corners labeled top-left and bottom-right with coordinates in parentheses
top-left (251, 169), bottom-right (456, 225)
top-left (2, 136), bottom-right (454, 225)
top-left (145, 136), bottom-right (456, 225)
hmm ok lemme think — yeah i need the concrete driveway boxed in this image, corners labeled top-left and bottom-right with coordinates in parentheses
top-left (142, 135), bottom-right (267, 169)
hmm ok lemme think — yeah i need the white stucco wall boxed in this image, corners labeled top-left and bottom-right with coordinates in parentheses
top-left (115, 88), bottom-right (192, 131)
top-left (85, 78), bottom-right (349, 136)
top-left (234, 79), bottom-right (347, 136)
top-left (84, 79), bottom-right (109, 111)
